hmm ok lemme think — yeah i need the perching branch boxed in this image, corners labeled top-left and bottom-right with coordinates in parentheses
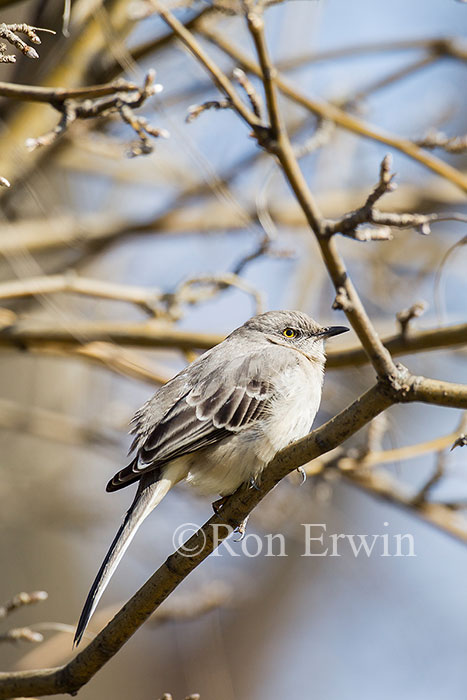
top-left (0, 372), bottom-right (466, 698)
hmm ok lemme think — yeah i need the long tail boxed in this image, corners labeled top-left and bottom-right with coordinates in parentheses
top-left (74, 464), bottom-right (182, 647)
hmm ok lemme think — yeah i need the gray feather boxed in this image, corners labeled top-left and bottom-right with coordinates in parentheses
top-left (106, 339), bottom-right (292, 492)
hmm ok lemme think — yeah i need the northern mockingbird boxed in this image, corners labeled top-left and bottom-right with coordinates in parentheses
top-left (74, 310), bottom-right (348, 645)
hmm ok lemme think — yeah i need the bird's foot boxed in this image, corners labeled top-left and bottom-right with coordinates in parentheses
top-left (297, 466), bottom-right (307, 485)
top-left (235, 515), bottom-right (250, 541)
top-left (249, 476), bottom-right (260, 491)
top-left (212, 495), bottom-right (229, 515)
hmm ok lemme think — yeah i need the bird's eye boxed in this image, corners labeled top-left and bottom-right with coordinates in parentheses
top-left (282, 328), bottom-right (296, 338)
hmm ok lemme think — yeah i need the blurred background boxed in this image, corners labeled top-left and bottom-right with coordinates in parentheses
top-left (0, 0), bottom-right (466, 698)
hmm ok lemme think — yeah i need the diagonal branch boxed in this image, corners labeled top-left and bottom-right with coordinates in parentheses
top-left (0, 382), bottom-right (393, 699)
top-left (152, 0), bottom-right (263, 131)
top-left (199, 26), bottom-right (467, 194)
top-left (0, 372), bottom-right (466, 697)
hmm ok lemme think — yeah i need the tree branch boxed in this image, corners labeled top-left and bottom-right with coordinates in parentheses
top-left (153, 0), bottom-right (263, 131)
top-left (1, 369), bottom-right (466, 697)
top-left (199, 26), bottom-right (467, 193)
top-left (0, 382), bottom-right (392, 699)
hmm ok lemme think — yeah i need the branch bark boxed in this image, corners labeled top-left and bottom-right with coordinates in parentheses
top-left (199, 26), bottom-right (467, 194)
top-left (0, 371), bottom-right (466, 698)
top-left (0, 318), bottom-right (465, 366)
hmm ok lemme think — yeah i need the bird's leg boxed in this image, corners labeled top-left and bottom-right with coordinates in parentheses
top-left (249, 476), bottom-right (260, 490)
top-left (297, 467), bottom-right (307, 485)
top-left (212, 495), bottom-right (229, 514)
top-left (235, 515), bottom-right (250, 541)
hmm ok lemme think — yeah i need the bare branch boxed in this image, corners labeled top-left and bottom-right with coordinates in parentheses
top-left (396, 300), bottom-right (428, 336)
top-left (18, 71), bottom-right (167, 155)
top-left (186, 98), bottom-right (232, 123)
top-left (232, 67), bottom-right (263, 118)
top-left (410, 451), bottom-right (446, 507)
top-left (451, 435), bottom-right (467, 450)
top-left (0, 628), bottom-right (44, 645)
top-left (1, 370), bottom-right (466, 697)
top-left (200, 26), bottom-right (467, 193)
top-left (153, 0), bottom-right (263, 131)
top-left (0, 22), bottom-right (54, 62)
top-left (324, 155), bottom-right (467, 238)
top-left (0, 273), bottom-right (165, 316)
top-left (0, 592), bottom-right (48, 620)
top-left (415, 129), bottom-right (467, 154)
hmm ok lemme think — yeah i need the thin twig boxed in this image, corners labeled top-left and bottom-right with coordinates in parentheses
top-left (199, 26), bottom-right (467, 193)
top-left (0, 592), bottom-right (48, 620)
top-left (0, 22), bottom-right (55, 62)
top-left (415, 129), bottom-right (467, 154)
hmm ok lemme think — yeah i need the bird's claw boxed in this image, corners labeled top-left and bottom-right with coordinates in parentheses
top-left (234, 515), bottom-right (250, 541)
top-left (249, 476), bottom-right (260, 491)
top-left (297, 466), bottom-right (307, 485)
top-left (212, 495), bottom-right (229, 514)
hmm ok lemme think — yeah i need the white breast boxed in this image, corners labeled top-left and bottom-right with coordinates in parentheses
top-left (260, 358), bottom-right (323, 456)
top-left (185, 356), bottom-right (324, 497)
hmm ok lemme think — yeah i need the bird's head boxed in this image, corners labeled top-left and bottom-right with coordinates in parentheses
top-left (240, 310), bottom-right (349, 364)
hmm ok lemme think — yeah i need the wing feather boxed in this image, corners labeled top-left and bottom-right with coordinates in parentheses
top-left (107, 348), bottom-right (292, 492)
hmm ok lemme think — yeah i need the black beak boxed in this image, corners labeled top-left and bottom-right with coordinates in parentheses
top-left (317, 326), bottom-right (349, 339)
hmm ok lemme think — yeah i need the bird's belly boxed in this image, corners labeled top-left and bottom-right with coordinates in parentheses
top-left (185, 430), bottom-right (267, 496)
top-left (185, 378), bottom-right (321, 497)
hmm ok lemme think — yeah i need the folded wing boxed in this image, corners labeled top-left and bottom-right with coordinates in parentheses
top-left (107, 350), bottom-right (288, 492)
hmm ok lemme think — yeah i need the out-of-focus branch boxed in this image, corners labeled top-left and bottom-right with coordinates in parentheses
top-left (0, 23), bottom-right (54, 62)
top-left (0, 271), bottom-right (263, 320)
top-left (1, 371), bottom-right (466, 697)
top-left (0, 592), bottom-right (48, 620)
top-left (0, 273), bottom-right (164, 316)
top-left (341, 468), bottom-right (467, 543)
top-left (5, 273), bottom-right (162, 314)
top-left (341, 53), bottom-right (438, 107)
top-left (0, 319), bottom-right (222, 351)
top-left (278, 35), bottom-right (467, 70)
top-left (0, 79), bottom-right (143, 102)
top-left (306, 413), bottom-right (467, 541)
top-left (0, 627), bottom-right (44, 644)
top-left (154, 1), bottom-right (263, 131)
top-left (22, 71), bottom-right (167, 155)
top-left (327, 323), bottom-right (467, 368)
top-left (0, 591), bottom-right (48, 648)
top-left (94, 6), bottom-right (215, 82)
top-left (199, 26), bottom-right (467, 193)
top-left (415, 129), bottom-right (467, 154)
top-left (0, 397), bottom-right (121, 446)
top-left (337, 413), bottom-right (467, 469)
top-left (66, 342), bottom-right (171, 385)
top-left (0, 315), bottom-right (465, 367)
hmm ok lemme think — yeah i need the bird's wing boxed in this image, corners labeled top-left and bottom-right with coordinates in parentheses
top-left (107, 348), bottom-right (293, 491)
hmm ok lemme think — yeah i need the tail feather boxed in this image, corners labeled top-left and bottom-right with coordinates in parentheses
top-left (74, 465), bottom-right (183, 647)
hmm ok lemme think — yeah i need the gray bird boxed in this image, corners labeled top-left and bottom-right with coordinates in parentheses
top-left (74, 310), bottom-right (348, 645)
